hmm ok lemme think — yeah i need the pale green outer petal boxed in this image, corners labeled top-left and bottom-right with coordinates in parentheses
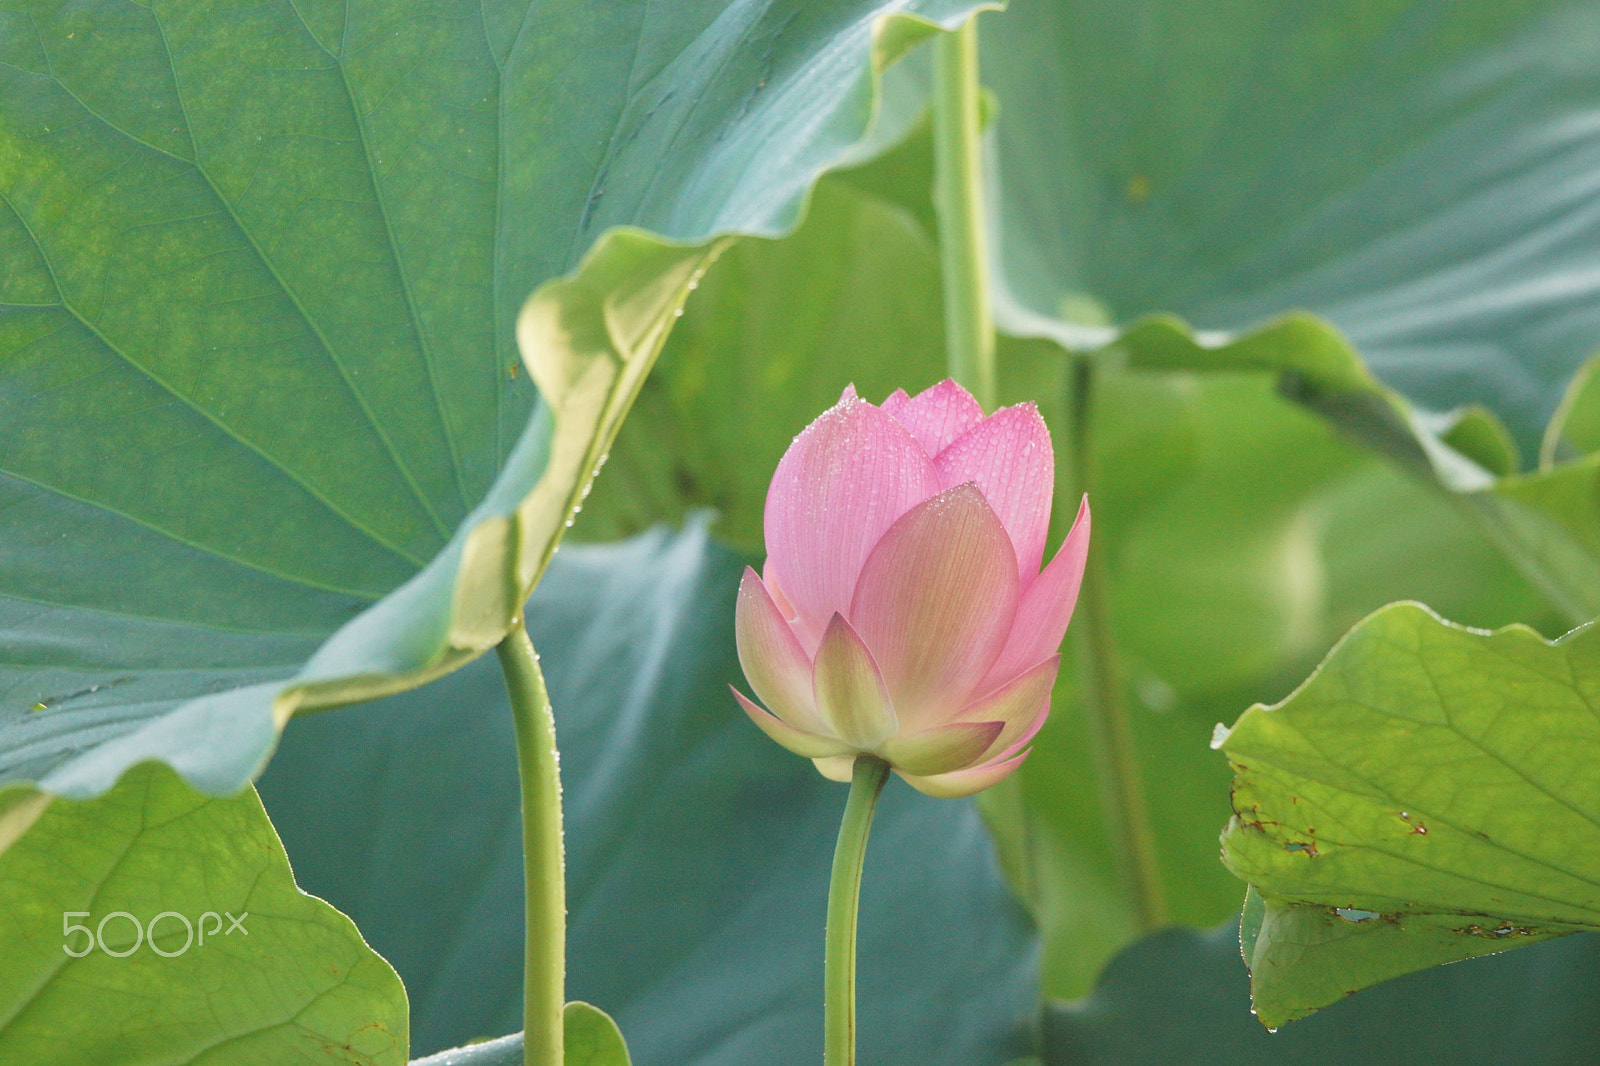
top-left (899, 749), bottom-right (1032, 799)
top-left (735, 567), bottom-right (823, 731)
top-left (957, 654), bottom-right (1059, 752)
top-left (884, 720), bottom-right (1006, 777)
top-left (813, 755), bottom-right (859, 783)
top-left (813, 614), bottom-right (899, 749)
top-left (732, 688), bottom-right (854, 760)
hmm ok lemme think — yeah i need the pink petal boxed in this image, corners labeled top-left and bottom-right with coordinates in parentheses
top-left (735, 568), bottom-right (821, 731)
top-left (761, 559), bottom-right (799, 620)
top-left (881, 379), bottom-right (985, 458)
top-left (982, 496), bottom-right (1089, 691)
top-left (732, 688), bottom-right (854, 759)
top-left (764, 393), bottom-right (941, 648)
top-left (761, 558), bottom-right (824, 654)
top-left (812, 614), bottom-right (898, 748)
top-left (879, 388), bottom-right (911, 415)
top-left (897, 748), bottom-right (1032, 799)
top-left (812, 756), bottom-right (857, 783)
top-left (956, 655), bottom-right (1059, 754)
top-left (991, 689), bottom-right (1051, 762)
top-left (935, 402), bottom-right (1054, 580)
top-left (849, 483), bottom-right (1019, 729)
top-left (883, 720), bottom-right (1005, 777)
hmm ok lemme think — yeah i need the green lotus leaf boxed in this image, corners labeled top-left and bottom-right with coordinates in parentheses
top-left (561, 1003), bottom-right (630, 1066)
top-left (0, 0), bottom-right (992, 844)
top-left (0, 761), bottom-right (407, 1063)
top-left (1217, 602), bottom-right (1600, 1026)
top-left (978, 0), bottom-right (1600, 453)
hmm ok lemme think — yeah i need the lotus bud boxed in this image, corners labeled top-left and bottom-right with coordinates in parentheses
top-left (732, 380), bottom-right (1089, 798)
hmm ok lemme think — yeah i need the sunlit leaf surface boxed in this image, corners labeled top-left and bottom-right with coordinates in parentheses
top-left (1218, 603), bottom-right (1600, 1025)
top-left (0, 763), bottom-right (407, 1064)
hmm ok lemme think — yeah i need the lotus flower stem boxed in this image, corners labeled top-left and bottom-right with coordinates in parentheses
top-left (934, 15), bottom-right (996, 410)
top-left (824, 754), bottom-right (890, 1066)
top-left (1069, 358), bottom-right (1168, 930)
top-left (496, 618), bottom-right (565, 1066)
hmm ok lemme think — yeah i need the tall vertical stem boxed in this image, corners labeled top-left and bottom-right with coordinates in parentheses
top-left (824, 755), bottom-right (890, 1066)
top-left (1069, 358), bottom-right (1168, 930)
top-left (496, 618), bottom-right (565, 1066)
top-left (933, 16), bottom-right (996, 410)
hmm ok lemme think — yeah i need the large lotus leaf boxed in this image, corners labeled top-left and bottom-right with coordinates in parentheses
top-left (976, 0), bottom-right (1600, 457)
top-left (1215, 602), bottom-right (1600, 1026)
top-left (0, 0), bottom-right (996, 848)
top-left (1435, 345), bottom-right (1600, 625)
top-left (978, 0), bottom-right (1600, 626)
top-left (256, 521), bottom-right (1037, 1064)
top-left (0, 761), bottom-right (407, 1064)
top-left (1042, 921), bottom-right (1600, 1065)
top-left (982, 290), bottom-right (1600, 634)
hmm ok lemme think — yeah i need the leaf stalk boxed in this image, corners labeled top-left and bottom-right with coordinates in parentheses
top-left (933, 15), bottom-right (996, 410)
top-left (497, 619), bottom-right (566, 1066)
top-left (1068, 357), bottom-right (1168, 931)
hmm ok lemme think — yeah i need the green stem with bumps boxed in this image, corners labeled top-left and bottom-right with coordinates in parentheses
top-left (497, 618), bottom-right (566, 1066)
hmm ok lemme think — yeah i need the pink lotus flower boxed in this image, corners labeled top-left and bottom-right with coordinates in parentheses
top-left (732, 380), bottom-right (1089, 798)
